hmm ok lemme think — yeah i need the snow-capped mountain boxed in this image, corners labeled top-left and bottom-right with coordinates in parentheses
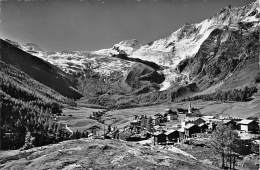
top-left (11, 0), bottom-right (260, 92)
top-left (126, 1), bottom-right (260, 90)
top-left (93, 39), bottom-right (141, 56)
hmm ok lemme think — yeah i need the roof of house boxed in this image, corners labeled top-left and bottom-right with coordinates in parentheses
top-left (237, 119), bottom-right (255, 125)
top-left (185, 117), bottom-right (201, 121)
top-left (198, 123), bottom-right (207, 127)
top-left (165, 130), bottom-right (178, 135)
top-left (202, 116), bottom-right (215, 119)
top-left (130, 120), bottom-right (140, 123)
top-left (185, 123), bottom-right (196, 129)
top-left (88, 125), bottom-right (101, 129)
top-left (223, 120), bottom-right (232, 124)
top-left (176, 108), bottom-right (188, 112)
top-left (153, 131), bottom-right (165, 136)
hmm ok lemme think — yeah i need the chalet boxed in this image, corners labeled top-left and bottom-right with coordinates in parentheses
top-left (165, 109), bottom-right (178, 121)
top-left (178, 128), bottom-right (185, 140)
top-left (176, 108), bottom-right (187, 114)
top-left (88, 125), bottom-right (101, 136)
top-left (152, 116), bottom-right (161, 126)
top-left (237, 119), bottom-right (259, 133)
top-left (223, 119), bottom-right (237, 130)
top-left (198, 123), bottom-right (208, 133)
top-left (153, 131), bottom-right (167, 145)
top-left (130, 120), bottom-right (141, 133)
top-left (152, 113), bottom-right (167, 125)
top-left (165, 130), bottom-right (179, 143)
top-left (184, 123), bottom-right (200, 138)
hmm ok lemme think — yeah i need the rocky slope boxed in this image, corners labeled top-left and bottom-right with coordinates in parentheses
top-left (0, 139), bottom-right (218, 170)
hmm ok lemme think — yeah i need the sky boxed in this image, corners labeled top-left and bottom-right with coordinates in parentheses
top-left (0, 0), bottom-right (255, 51)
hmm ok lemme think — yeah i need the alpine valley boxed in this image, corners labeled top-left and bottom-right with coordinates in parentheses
top-left (0, 1), bottom-right (260, 169)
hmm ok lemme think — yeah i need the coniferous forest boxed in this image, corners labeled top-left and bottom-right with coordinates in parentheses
top-left (0, 61), bottom-right (78, 150)
top-left (181, 86), bottom-right (258, 102)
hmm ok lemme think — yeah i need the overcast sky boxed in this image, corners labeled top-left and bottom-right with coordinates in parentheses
top-left (0, 0), bottom-right (255, 51)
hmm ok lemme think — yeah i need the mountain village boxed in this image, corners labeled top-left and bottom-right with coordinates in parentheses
top-left (86, 103), bottom-right (260, 146)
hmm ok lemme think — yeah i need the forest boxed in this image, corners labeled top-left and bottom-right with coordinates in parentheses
top-left (0, 61), bottom-right (77, 150)
top-left (181, 86), bottom-right (258, 102)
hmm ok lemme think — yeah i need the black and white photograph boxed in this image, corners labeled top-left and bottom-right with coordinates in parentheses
top-left (0, 0), bottom-right (260, 169)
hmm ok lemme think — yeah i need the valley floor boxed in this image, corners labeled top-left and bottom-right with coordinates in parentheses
top-left (59, 93), bottom-right (260, 133)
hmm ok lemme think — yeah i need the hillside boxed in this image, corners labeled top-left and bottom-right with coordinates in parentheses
top-left (0, 39), bottom-right (82, 99)
top-left (0, 61), bottom-right (67, 103)
top-left (178, 27), bottom-right (259, 91)
top-left (0, 139), bottom-right (219, 170)
top-left (0, 60), bottom-right (75, 149)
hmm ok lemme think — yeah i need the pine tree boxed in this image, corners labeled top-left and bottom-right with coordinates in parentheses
top-left (21, 131), bottom-right (35, 150)
top-left (209, 123), bottom-right (239, 169)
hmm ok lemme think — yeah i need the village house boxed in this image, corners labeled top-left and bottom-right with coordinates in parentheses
top-left (88, 125), bottom-right (101, 136)
top-left (178, 128), bottom-right (185, 140)
top-left (129, 120), bottom-right (141, 133)
top-left (176, 108), bottom-right (188, 114)
top-left (237, 119), bottom-right (259, 133)
top-left (165, 130), bottom-right (179, 143)
top-left (152, 116), bottom-right (160, 126)
top-left (153, 131), bottom-right (167, 145)
top-left (152, 113), bottom-right (167, 125)
top-left (198, 123), bottom-right (208, 133)
top-left (223, 119), bottom-right (237, 130)
top-left (184, 123), bottom-right (201, 138)
top-left (165, 109), bottom-right (178, 121)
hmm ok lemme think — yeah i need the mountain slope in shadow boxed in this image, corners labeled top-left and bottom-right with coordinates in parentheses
top-left (0, 39), bottom-right (82, 99)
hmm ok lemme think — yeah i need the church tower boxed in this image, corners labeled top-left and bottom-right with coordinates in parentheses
top-left (188, 102), bottom-right (192, 114)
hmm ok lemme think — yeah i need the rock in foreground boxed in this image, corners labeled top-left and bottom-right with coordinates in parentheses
top-left (0, 139), bottom-right (218, 170)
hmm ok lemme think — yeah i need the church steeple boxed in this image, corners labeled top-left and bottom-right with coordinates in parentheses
top-left (188, 102), bottom-right (192, 114)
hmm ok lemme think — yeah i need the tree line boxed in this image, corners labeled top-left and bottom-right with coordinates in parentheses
top-left (181, 86), bottom-right (257, 102)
